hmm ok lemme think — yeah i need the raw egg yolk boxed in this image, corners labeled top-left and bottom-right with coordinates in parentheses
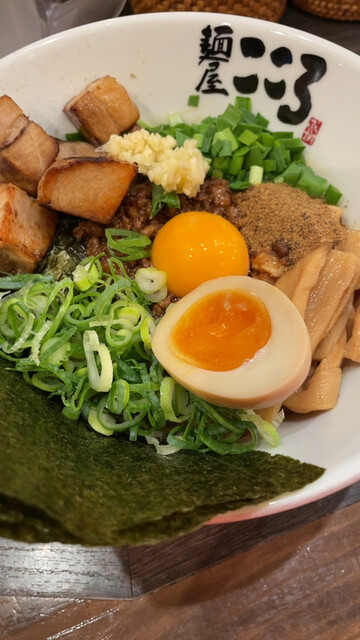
top-left (151, 211), bottom-right (249, 297)
top-left (169, 289), bottom-right (271, 371)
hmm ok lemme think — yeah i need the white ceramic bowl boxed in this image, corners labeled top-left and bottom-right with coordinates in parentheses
top-left (0, 12), bottom-right (360, 522)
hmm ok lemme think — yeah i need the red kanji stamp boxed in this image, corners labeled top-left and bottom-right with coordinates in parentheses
top-left (301, 117), bottom-right (323, 145)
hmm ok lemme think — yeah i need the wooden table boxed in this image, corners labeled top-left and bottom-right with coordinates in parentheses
top-left (1, 4), bottom-right (360, 639)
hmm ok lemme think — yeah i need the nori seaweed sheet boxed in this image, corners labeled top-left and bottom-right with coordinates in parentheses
top-left (0, 359), bottom-right (325, 546)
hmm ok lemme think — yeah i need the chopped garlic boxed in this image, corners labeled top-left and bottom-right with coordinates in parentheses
top-left (102, 129), bottom-right (209, 197)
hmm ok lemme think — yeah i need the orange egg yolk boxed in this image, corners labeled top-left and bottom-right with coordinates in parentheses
top-left (169, 289), bottom-right (272, 371)
top-left (151, 211), bottom-right (249, 297)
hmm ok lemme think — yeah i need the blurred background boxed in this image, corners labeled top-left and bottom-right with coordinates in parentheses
top-left (0, 0), bottom-right (358, 59)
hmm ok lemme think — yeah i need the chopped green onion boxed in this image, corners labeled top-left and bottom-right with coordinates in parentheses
top-left (42, 338), bottom-right (71, 366)
top-left (238, 129), bottom-right (258, 146)
top-left (210, 138), bottom-right (222, 158)
top-left (83, 330), bottom-right (113, 392)
top-left (261, 132), bottom-right (274, 148)
top-left (108, 379), bottom-right (130, 414)
top-left (31, 319), bottom-right (52, 365)
top-left (263, 158), bottom-right (276, 173)
top-left (73, 261), bottom-right (99, 292)
top-left (324, 184), bottom-right (342, 205)
top-left (193, 132), bottom-right (204, 149)
top-left (249, 165), bottom-right (264, 185)
top-left (236, 123), bottom-right (263, 136)
top-left (256, 112), bottom-right (270, 129)
top-left (273, 409), bottom-right (285, 430)
top-left (234, 96), bottom-right (252, 110)
top-left (229, 155), bottom-right (244, 175)
top-left (135, 267), bottom-right (167, 295)
top-left (281, 162), bottom-right (303, 185)
top-left (168, 112), bottom-right (183, 126)
top-left (2, 308), bottom-right (35, 354)
top-left (150, 184), bottom-right (180, 219)
top-left (146, 285), bottom-right (168, 303)
top-left (248, 410), bottom-right (281, 447)
top-left (175, 131), bottom-right (191, 147)
top-left (256, 422), bottom-right (281, 447)
top-left (218, 139), bottom-right (233, 157)
top-left (213, 127), bottom-right (239, 152)
top-left (105, 228), bottom-right (152, 260)
top-left (136, 117), bottom-right (152, 130)
top-left (275, 137), bottom-right (306, 152)
top-left (213, 156), bottom-right (231, 173)
top-left (0, 273), bottom-right (53, 291)
top-left (273, 131), bottom-right (294, 139)
top-left (233, 145), bottom-right (250, 157)
top-left (144, 435), bottom-right (179, 456)
top-left (187, 94), bottom-right (200, 107)
top-left (228, 179), bottom-right (250, 190)
top-left (160, 377), bottom-right (191, 423)
top-left (88, 406), bottom-right (114, 436)
top-left (296, 167), bottom-right (327, 198)
top-left (270, 145), bottom-right (288, 172)
top-left (245, 147), bottom-right (263, 169)
top-left (221, 103), bottom-right (242, 129)
top-left (65, 131), bottom-right (87, 142)
top-left (140, 316), bottom-right (155, 350)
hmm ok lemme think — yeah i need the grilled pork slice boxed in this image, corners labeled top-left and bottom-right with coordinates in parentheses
top-left (0, 183), bottom-right (57, 273)
top-left (56, 140), bottom-right (99, 160)
top-left (0, 121), bottom-right (58, 196)
top-left (64, 76), bottom-right (140, 145)
top-left (37, 156), bottom-right (137, 223)
top-left (0, 95), bottom-right (28, 149)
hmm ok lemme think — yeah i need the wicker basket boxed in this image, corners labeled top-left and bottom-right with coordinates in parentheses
top-left (130, 0), bottom-right (287, 22)
top-left (292, 0), bottom-right (360, 20)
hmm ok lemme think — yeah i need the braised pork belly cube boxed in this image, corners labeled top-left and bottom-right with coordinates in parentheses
top-left (0, 183), bottom-right (57, 273)
top-left (37, 156), bottom-right (137, 224)
top-left (0, 120), bottom-right (58, 197)
top-left (64, 76), bottom-right (140, 145)
top-left (0, 95), bottom-right (28, 148)
top-left (56, 140), bottom-right (99, 160)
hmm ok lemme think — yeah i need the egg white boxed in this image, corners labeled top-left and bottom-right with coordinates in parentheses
top-left (151, 275), bottom-right (312, 409)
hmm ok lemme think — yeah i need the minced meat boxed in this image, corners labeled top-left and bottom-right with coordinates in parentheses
top-left (74, 178), bottom-right (347, 303)
top-left (74, 178), bottom-right (240, 250)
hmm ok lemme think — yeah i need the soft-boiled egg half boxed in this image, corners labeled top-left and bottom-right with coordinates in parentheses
top-left (151, 211), bottom-right (249, 297)
top-left (152, 276), bottom-right (312, 409)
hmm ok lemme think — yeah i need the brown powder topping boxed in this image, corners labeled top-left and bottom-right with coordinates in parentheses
top-left (233, 182), bottom-right (346, 270)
